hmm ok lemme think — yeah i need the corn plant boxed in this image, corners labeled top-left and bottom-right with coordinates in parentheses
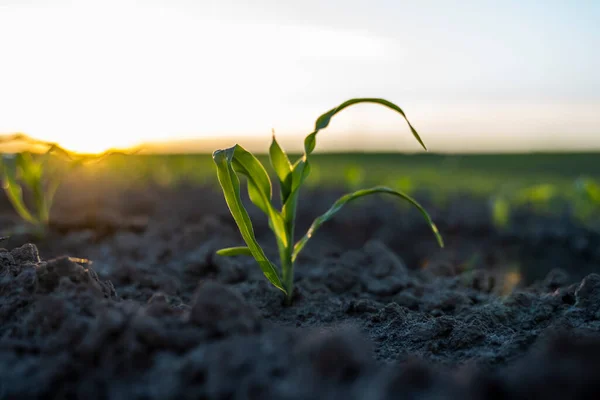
top-left (213, 98), bottom-right (444, 305)
top-left (0, 150), bottom-right (67, 235)
top-left (0, 134), bottom-right (137, 236)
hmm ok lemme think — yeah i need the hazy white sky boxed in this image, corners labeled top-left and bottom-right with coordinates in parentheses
top-left (0, 0), bottom-right (599, 153)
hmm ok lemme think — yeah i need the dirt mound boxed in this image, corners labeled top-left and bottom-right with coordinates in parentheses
top-left (1, 182), bottom-right (600, 398)
top-left (1, 238), bottom-right (600, 399)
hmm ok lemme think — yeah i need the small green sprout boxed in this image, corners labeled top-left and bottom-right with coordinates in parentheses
top-left (491, 195), bottom-right (511, 229)
top-left (213, 98), bottom-right (444, 304)
top-left (576, 177), bottom-right (600, 206)
top-left (0, 148), bottom-right (73, 236)
top-left (0, 133), bottom-right (138, 236)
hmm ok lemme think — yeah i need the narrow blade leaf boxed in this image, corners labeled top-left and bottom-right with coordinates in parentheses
top-left (227, 144), bottom-right (288, 247)
top-left (269, 131), bottom-right (292, 202)
top-left (305, 98), bottom-right (427, 156)
top-left (293, 186), bottom-right (443, 261)
top-left (285, 98), bottom-right (426, 218)
top-left (16, 152), bottom-right (43, 189)
top-left (1, 156), bottom-right (37, 224)
top-left (216, 246), bottom-right (253, 257)
top-left (229, 145), bottom-right (273, 215)
top-left (213, 147), bottom-right (286, 293)
top-left (291, 158), bottom-right (311, 194)
top-left (16, 152), bottom-right (47, 222)
top-left (42, 176), bottom-right (63, 224)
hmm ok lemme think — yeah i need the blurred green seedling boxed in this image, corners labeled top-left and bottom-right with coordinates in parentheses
top-left (0, 150), bottom-right (71, 235)
top-left (491, 195), bottom-right (511, 229)
top-left (0, 134), bottom-right (137, 236)
top-left (490, 183), bottom-right (560, 230)
top-left (576, 177), bottom-right (600, 207)
top-left (344, 165), bottom-right (365, 189)
top-left (573, 177), bottom-right (600, 223)
top-left (213, 98), bottom-right (444, 305)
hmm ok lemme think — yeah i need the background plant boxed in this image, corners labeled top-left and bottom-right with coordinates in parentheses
top-left (213, 98), bottom-right (444, 305)
top-left (0, 133), bottom-right (136, 236)
top-left (574, 177), bottom-right (600, 222)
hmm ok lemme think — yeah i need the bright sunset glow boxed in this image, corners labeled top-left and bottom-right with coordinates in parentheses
top-left (1, 0), bottom-right (599, 153)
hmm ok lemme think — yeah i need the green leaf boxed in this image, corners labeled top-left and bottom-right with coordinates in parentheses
top-left (0, 155), bottom-right (38, 225)
top-left (291, 158), bottom-right (311, 192)
top-left (16, 152), bottom-right (43, 189)
top-left (269, 131), bottom-right (292, 202)
top-left (16, 152), bottom-right (47, 222)
top-left (491, 196), bottom-right (510, 228)
top-left (230, 145), bottom-right (273, 214)
top-left (515, 184), bottom-right (556, 205)
top-left (576, 178), bottom-right (600, 205)
top-left (285, 98), bottom-right (426, 218)
top-left (292, 186), bottom-right (443, 261)
top-left (226, 144), bottom-right (288, 247)
top-left (280, 158), bottom-right (312, 241)
top-left (283, 159), bottom-right (311, 212)
top-left (216, 246), bottom-right (253, 257)
top-left (213, 147), bottom-right (286, 293)
top-left (305, 98), bottom-right (427, 156)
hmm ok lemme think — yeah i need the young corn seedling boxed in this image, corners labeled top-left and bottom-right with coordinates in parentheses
top-left (0, 134), bottom-right (137, 236)
top-left (213, 98), bottom-right (444, 305)
top-left (0, 149), bottom-right (70, 236)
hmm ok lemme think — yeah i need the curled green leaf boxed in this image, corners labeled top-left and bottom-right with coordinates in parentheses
top-left (292, 186), bottom-right (443, 261)
top-left (304, 98), bottom-right (426, 156)
top-left (1, 155), bottom-right (37, 225)
top-left (213, 147), bottom-right (286, 293)
top-left (269, 132), bottom-right (293, 203)
top-left (216, 246), bottom-right (253, 257)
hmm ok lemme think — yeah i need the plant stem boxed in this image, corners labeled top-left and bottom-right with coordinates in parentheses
top-left (282, 254), bottom-right (294, 306)
top-left (281, 202), bottom-right (298, 306)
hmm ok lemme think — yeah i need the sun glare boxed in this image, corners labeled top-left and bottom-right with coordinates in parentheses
top-left (0, 1), bottom-right (389, 154)
top-left (42, 132), bottom-right (137, 155)
top-left (2, 1), bottom-right (598, 153)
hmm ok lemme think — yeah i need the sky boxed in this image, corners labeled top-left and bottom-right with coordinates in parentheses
top-left (0, 0), bottom-right (599, 153)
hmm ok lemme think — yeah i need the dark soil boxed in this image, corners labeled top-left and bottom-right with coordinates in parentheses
top-left (1, 176), bottom-right (600, 399)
